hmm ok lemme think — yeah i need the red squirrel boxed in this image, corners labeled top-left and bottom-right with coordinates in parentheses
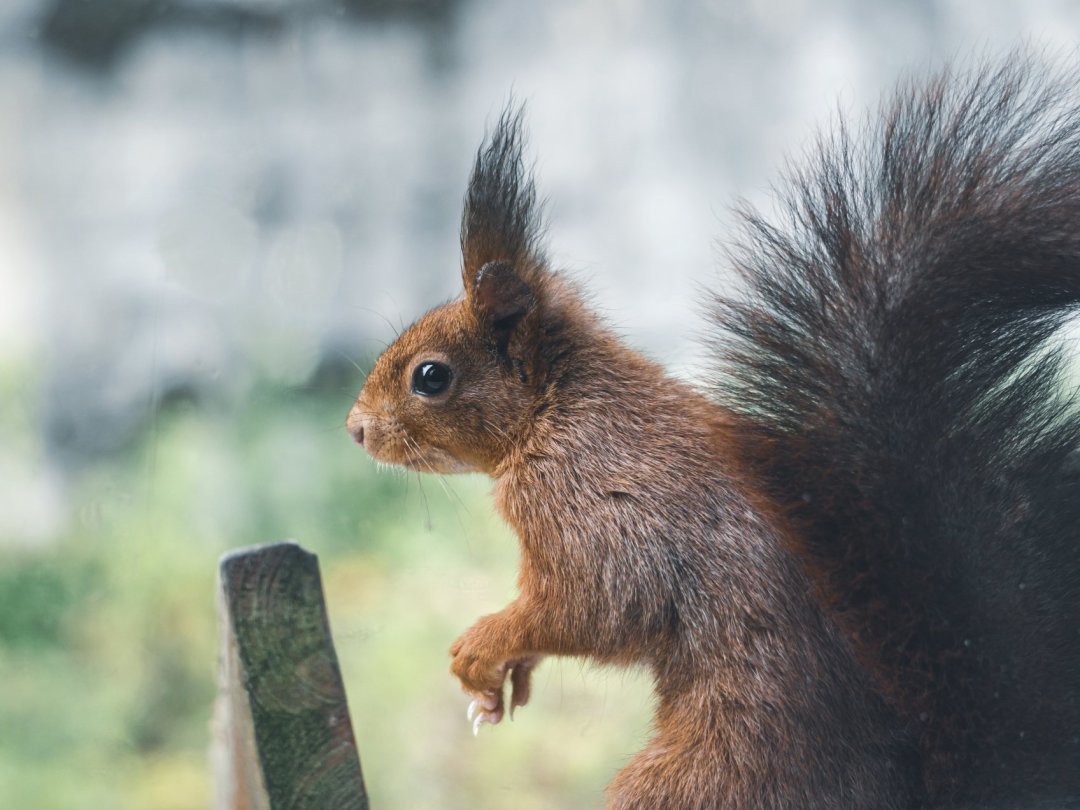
top-left (347, 57), bottom-right (1080, 808)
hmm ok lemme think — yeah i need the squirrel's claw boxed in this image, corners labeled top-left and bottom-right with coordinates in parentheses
top-left (466, 694), bottom-right (499, 721)
top-left (461, 658), bottom-right (542, 732)
top-left (471, 708), bottom-right (503, 736)
top-left (467, 691), bottom-right (503, 735)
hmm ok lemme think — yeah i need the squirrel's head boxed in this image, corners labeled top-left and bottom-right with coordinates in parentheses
top-left (347, 106), bottom-right (587, 475)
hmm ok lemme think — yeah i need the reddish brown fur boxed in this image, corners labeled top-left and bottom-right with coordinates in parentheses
top-left (349, 237), bottom-right (920, 806)
top-left (348, 62), bottom-right (1080, 807)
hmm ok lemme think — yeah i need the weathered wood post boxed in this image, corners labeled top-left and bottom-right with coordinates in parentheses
top-left (212, 541), bottom-right (369, 810)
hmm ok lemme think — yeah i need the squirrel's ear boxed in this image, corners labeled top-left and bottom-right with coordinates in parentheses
top-left (470, 261), bottom-right (534, 337)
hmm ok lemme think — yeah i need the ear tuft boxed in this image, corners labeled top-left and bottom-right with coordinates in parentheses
top-left (460, 103), bottom-right (547, 291)
top-left (472, 261), bottom-right (533, 332)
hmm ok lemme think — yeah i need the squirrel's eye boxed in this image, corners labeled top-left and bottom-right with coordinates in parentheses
top-left (411, 361), bottom-right (453, 397)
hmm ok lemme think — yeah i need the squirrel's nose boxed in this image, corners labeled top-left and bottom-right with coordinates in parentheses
top-left (346, 404), bottom-right (367, 446)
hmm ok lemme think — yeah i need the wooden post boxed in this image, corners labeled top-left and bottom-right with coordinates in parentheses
top-left (212, 542), bottom-right (369, 810)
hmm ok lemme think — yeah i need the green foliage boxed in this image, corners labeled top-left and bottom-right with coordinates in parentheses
top-left (0, 552), bottom-right (101, 648)
top-left (0, 376), bottom-right (652, 808)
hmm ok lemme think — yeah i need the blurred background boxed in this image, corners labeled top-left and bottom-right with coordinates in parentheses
top-left (2, 1), bottom-right (1078, 807)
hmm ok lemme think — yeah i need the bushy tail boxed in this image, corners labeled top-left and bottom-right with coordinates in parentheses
top-left (710, 56), bottom-right (1080, 805)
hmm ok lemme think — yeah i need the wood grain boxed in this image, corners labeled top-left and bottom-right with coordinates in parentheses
top-left (212, 542), bottom-right (369, 810)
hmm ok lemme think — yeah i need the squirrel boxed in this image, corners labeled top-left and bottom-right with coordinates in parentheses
top-left (346, 57), bottom-right (1080, 808)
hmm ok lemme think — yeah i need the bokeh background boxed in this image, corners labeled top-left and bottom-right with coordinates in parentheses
top-left (2, 1), bottom-right (1079, 808)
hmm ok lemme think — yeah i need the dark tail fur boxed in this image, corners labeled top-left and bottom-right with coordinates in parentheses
top-left (710, 56), bottom-right (1080, 806)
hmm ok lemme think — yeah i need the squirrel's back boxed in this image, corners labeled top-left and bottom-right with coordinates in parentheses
top-left (711, 55), bottom-right (1080, 805)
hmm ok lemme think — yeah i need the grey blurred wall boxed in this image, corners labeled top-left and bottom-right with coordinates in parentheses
top-left (2, 0), bottom-right (1078, 545)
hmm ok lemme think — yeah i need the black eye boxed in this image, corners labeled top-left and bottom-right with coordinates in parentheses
top-left (411, 361), bottom-right (453, 396)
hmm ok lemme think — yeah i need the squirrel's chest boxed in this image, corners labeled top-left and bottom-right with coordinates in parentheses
top-left (494, 462), bottom-right (622, 539)
top-left (494, 461), bottom-right (688, 564)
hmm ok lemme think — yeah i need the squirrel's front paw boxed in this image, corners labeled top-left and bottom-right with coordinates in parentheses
top-left (458, 656), bottom-right (540, 735)
top-left (450, 620), bottom-right (539, 734)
